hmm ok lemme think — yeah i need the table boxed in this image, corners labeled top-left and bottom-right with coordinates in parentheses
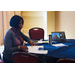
top-left (25, 39), bottom-right (75, 62)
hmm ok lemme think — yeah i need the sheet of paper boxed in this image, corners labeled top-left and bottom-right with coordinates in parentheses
top-left (27, 46), bottom-right (48, 54)
top-left (28, 50), bottom-right (48, 54)
top-left (33, 41), bottom-right (44, 44)
top-left (52, 43), bottom-right (68, 47)
top-left (37, 40), bottom-right (44, 43)
top-left (28, 46), bottom-right (44, 51)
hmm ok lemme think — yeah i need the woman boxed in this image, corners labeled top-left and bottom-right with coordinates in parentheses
top-left (3, 15), bottom-right (34, 63)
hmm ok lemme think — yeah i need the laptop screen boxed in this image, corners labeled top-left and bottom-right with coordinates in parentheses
top-left (51, 32), bottom-right (66, 41)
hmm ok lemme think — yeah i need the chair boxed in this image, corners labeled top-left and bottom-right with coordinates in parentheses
top-left (0, 55), bottom-right (4, 62)
top-left (28, 27), bottom-right (44, 40)
top-left (0, 59), bottom-right (4, 63)
top-left (12, 52), bottom-right (40, 63)
top-left (57, 58), bottom-right (75, 63)
top-left (0, 53), bottom-right (4, 63)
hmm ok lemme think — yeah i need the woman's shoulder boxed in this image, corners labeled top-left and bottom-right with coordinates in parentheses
top-left (5, 28), bottom-right (13, 36)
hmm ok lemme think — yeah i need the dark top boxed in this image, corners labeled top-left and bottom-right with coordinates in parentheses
top-left (3, 28), bottom-right (31, 62)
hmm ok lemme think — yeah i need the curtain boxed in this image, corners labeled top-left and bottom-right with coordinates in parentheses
top-left (0, 11), bottom-right (21, 45)
top-left (0, 11), bottom-right (4, 45)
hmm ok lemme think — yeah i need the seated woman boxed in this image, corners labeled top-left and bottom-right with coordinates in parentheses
top-left (3, 15), bottom-right (34, 63)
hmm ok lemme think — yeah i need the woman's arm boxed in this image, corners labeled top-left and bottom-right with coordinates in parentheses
top-left (19, 31), bottom-right (31, 43)
top-left (19, 31), bottom-right (34, 46)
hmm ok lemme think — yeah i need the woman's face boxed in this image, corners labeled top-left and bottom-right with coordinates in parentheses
top-left (17, 20), bottom-right (23, 30)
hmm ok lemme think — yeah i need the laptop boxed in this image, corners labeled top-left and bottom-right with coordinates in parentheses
top-left (51, 32), bottom-right (69, 42)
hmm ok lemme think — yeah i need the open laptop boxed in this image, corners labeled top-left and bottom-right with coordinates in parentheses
top-left (51, 32), bottom-right (69, 43)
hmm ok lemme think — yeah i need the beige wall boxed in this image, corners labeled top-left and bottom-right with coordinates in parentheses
top-left (47, 11), bottom-right (55, 36)
top-left (21, 11), bottom-right (47, 39)
top-left (21, 11), bottom-right (55, 39)
top-left (21, 11), bottom-right (75, 39)
top-left (14, 11), bottom-right (21, 16)
top-left (55, 11), bottom-right (75, 39)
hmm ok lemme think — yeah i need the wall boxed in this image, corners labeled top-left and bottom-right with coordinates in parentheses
top-left (47, 11), bottom-right (55, 37)
top-left (55, 11), bottom-right (75, 39)
top-left (21, 11), bottom-right (55, 39)
top-left (21, 11), bottom-right (47, 39)
top-left (14, 11), bottom-right (21, 16)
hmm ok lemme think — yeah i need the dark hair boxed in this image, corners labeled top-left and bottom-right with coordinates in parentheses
top-left (9, 15), bottom-right (24, 28)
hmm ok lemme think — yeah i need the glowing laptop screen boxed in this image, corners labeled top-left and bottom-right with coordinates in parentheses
top-left (52, 33), bottom-right (60, 41)
top-left (51, 32), bottom-right (66, 41)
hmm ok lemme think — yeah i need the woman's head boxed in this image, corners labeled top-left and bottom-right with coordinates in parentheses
top-left (10, 15), bottom-right (24, 30)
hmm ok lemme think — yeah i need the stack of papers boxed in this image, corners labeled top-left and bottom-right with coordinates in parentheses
top-left (37, 41), bottom-right (44, 43)
top-left (52, 43), bottom-right (68, 47)
top-left (27, 46), bottom-right (48, 54)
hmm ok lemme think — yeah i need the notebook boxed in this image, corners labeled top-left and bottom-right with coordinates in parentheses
top-left (51, 32), bottom-right (69, 42)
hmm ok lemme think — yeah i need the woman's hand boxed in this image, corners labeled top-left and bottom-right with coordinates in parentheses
top-left (19, 45), bottom-right (28, 51)
top-left (29, 40), bottom-right (35, 46)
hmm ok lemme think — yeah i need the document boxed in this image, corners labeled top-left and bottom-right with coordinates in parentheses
top-left (27, 46), bottom-right (48, 54)
top-left (34, 40), bottom-right (44, 44)
top-left (52, 43), bottom-right (68, 47)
